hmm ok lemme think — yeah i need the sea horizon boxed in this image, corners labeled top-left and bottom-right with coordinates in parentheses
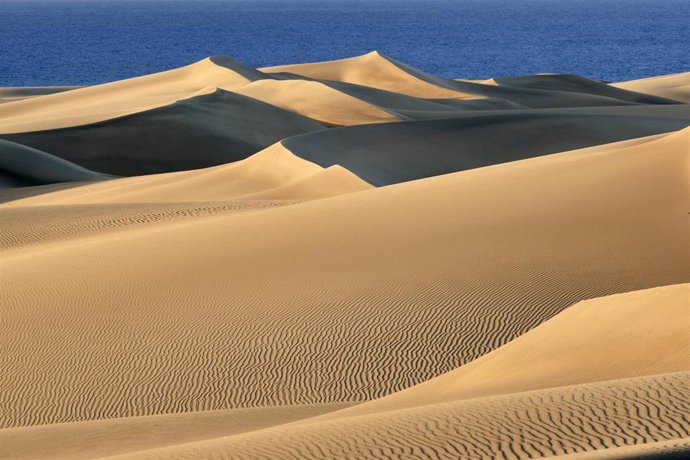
top-left (2, 0), bottom-right (689, 86)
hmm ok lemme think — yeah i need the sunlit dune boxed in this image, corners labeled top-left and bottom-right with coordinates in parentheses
top-left (1, 53), bottom-right (688, 459)
top-left (613, 72), bottom-right (690, 103)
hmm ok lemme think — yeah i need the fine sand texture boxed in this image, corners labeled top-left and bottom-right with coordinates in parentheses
top-left (109, 372), bottom-right (689, 460)
top-left (2, 127), bottom-right (688, 426)
top-left (1, 54), bottom-right (688, 459)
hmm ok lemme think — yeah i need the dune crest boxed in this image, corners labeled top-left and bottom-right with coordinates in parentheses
top-left (262, 51), bottom-right (483, 99)
top-left (1, 142), bottom-right (371, 206)
top-left (0, 57), bottom-right (261, 134)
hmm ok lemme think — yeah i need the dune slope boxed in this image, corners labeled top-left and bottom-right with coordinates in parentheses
top-left (613, 72), bottom-right (690, 103)
top-left (0, 56), bottom-right (265, 134)
top-left (0, 142), bottom-right (371, 206)
top-left (1, 90), bottom-right (324, 175)
top-left (0, 403), bottom-right (352, 460)
top-left (283, 112), bottom-right (689, 185)
top-left (2, 55), bottom-right (689, 459)
top-left (1, 128), bottom-right (687, 429)
top-left (263, 51), bottom-right (481, 99)
top-left (317, 283), bottom-right (690, 420)
top-left (111, 372), bottom-right (690, 460)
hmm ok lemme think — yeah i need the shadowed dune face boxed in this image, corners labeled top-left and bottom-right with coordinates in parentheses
top-left (0, 138), bottom-right (111, 187)
top-left (492, 74), bottom-right (681, 104)
top-left (283, 113), bottom-right (689, 185)
top-left (1, 52), bottom-right (689, 459)
top-left (1, 90), bottom-right (324, 175)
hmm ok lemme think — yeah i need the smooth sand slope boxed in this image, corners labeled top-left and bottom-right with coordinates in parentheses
top-left (0, 86), bottom-right (83, 104)
top-left (0, 142), bottom-right (371, 206)
top-left (232, 79), bottom-right (400, 126)
top-left (613, 72), bottom-right (690, 103)
top-left (0, 56), bottom-right (264, 134)
top-left (1, 128), bottom-right (688, 430)
top-left (263, 51), bottom-right (482, 99)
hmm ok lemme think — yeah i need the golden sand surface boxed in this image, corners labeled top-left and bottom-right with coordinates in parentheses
top-left (613, 72), bottom-right (690, 103)
top-left (1, 54), bottom-right (688, 459)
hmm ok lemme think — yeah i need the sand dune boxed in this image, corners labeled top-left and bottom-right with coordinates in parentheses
top-left (317, 284), bottom-right (690, 419)
top-left (541, 438), bottom-right (690, 459)
top-left (2, 90), bottom-right (323, 175)
top-left (283, 111), bottom-right (689, 185)
top-left (0, 138), bottom-right (111, 187)
top-left (0, 56), bottom-right (264, 134)
top-left (263, 51), bottom-right (483, 99)
top-left (2, 128), bottom-right (687, 429)
top-left (303, 78), bottom-right (528, 119)
top-left (0, 142), bottom-right (370, 206)
top-left (110, 372), bottom-right (689, 460)
top-left (0, 86), bottom-right (83, 104)
top-left (2, 54), bottom-right (688, 458)
top-left (2, 286), bottom-right (685, 458)
top-left (613, 72), bottom-right (690, 103)
top-left (493, 74), bottom-right (680, 104)
top-left (233, 79), bottom-right (400, 126)
top-left (264, 52), bottom-right (679, 109)
top-left (0, 403), bottom-right (351, 460)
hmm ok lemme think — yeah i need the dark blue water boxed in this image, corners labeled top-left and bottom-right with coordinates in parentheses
top-left (1, 0), bottom-right (688, 86)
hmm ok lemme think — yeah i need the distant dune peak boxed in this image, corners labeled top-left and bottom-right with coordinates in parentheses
top-left (208, 54), bottom-right (270, 81)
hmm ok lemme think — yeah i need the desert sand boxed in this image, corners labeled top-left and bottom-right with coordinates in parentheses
top-left (1, 53), bottom-right (688, 459)
top-left (613, 72), bottom-right (690, 103)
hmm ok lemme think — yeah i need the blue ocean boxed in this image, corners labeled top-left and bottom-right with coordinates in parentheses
top-left (1, 0), bottom-right (688, 86)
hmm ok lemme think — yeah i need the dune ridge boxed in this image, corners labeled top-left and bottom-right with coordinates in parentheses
top-left (0, 57), bottom-right (261, 134)
top-left (263, 51), bottom-right (483, 99)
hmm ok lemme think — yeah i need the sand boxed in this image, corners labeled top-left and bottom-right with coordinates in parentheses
top-left (1, 54), bottom-right (688, 459)
top-left (111, 372), bottom-right (689, 459)
top-left (263, 51), bottom-right (483, 99)
top-left (613, 72), bottom-right (690, 103)
top-left (0, 57), bottom-right (260, 134)
top-left (233, 79), bottom-right (400, 126)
